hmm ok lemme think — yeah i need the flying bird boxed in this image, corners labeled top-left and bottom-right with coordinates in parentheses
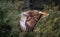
top-left (20, 10), bottom-right (49, 32)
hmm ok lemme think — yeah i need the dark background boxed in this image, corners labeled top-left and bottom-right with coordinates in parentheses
top-left (0, 0), bottom-right (60, 37)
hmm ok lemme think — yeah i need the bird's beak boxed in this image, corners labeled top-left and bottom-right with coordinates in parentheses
top-left (39, 11), bottom-right (49, 18)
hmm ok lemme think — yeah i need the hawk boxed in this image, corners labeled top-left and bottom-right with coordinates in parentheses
top-left (20, 10), bottom-right (49, 32)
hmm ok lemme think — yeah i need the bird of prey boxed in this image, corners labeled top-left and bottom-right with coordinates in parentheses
top-left (20, 10), bottom-right (49, 32)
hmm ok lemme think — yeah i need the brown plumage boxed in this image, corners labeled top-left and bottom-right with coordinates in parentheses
top-left (20, 10), bottom-right (49, 32)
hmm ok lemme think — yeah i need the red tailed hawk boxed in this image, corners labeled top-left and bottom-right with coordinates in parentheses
top-left (20, 10), bottom-right (49, 32)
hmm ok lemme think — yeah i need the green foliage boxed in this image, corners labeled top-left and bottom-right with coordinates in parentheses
top-left (0, 0), bottom-right (60, 37)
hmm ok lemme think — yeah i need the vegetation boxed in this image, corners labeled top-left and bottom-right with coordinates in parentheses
top-left (0, 0), bottom-right (60, 37)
